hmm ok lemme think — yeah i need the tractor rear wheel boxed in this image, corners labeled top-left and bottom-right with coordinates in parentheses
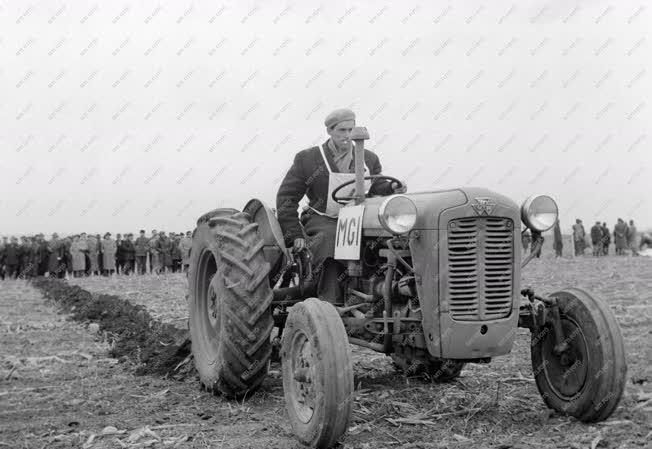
top-left (188, 210), bottom-right (273, 398)
top-left (531, 288), bottom-right (627, 422)
top-left (281, 298), bottom-right (353, 449)
top-left (195, 208), bottom-right (238, 226)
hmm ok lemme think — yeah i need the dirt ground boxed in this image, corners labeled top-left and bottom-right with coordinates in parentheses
top-left (2, 255), bottom-right (651, 448)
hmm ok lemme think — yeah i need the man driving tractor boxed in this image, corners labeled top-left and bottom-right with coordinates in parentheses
top-left (276, 108), bottom-right (406, 302)
top-left (189, 109), bottom-right (627, 449)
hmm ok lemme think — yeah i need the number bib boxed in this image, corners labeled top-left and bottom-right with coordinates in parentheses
top-left (334, 205), bottom-right (365, 260)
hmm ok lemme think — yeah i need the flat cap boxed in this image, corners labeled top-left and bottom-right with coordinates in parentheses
top-left (324, 108), bottom-right (355, 129)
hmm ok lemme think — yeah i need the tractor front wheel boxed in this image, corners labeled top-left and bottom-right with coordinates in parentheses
top-left (530, 288), bottom-right (627, 422)
top-left (281, 298), bottom-right (353, 449)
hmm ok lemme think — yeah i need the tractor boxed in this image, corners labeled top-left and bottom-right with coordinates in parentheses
top-left (188, 127), bottom-right (627, 448)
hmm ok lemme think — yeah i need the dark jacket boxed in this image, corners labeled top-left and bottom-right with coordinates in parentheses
top-left (601, 226), bottom-right (611, 244)
top-left (20, 243), bottom-right (31, 263)
top-left (39, 240), bottom-right (50, 271)
top-left (4, 243), bottom-right (21, 265)
top-left (122, 240), bottom-right (136, 261)
top-left (47, 240), bottom-right (66, 272)
top-left (156, 237), bottom-right (173, 266)
top-left (171, 239), bottom-right (182, 260)
top-left (134, 236), bottom-right (149, 257)
top-left (28, 243), bottom-right (41, 275)
top-left (590, 225), bottom-right (602, 244)
top-left (276, 142), bottom-right (392, 245)
top-left (115, 240), bottom-right (124, 262)
top-left (553, 222), bottom-right (562, 248)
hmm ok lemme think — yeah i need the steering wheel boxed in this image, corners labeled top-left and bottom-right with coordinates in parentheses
top-left (331, 175), bottom-right (404, 205)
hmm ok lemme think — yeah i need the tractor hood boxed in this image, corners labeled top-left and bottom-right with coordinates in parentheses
top-left (360, 187), bottom-right (519, 236)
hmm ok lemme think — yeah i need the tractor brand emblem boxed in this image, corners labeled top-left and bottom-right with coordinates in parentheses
top-left (471, 197), bottom-right (496, 216)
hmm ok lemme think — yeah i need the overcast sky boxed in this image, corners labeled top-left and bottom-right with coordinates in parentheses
top-left (1, 0), bottom-right (650, 236)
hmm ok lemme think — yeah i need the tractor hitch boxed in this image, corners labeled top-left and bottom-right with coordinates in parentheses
top-left (518, 287), bottom-right (569, 355)
top-left (547, 297), bottom-right (570, 355)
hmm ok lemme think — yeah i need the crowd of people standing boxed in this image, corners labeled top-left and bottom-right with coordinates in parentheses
top-left (570, 218), bottom-right (642, 257)
top-left (521, 217), bottom-right (647, 258)
top-left (2, 217), bottom-right (648, 279)
top-left (0, 230), bottom-right (193, 280)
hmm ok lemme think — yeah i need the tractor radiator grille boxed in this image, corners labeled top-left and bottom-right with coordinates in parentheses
top-left (446, 217), bottom-right (514, 321)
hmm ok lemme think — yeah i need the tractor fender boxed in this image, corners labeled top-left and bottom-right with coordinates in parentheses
top-left (243, 198), bottom-right (288, 281)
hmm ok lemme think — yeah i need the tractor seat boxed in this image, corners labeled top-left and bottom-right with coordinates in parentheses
top-left (242, 199), bottom-right (288, 280)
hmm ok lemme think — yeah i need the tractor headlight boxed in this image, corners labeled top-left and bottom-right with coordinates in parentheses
top-left (521, 195), bottom-right (558, 232)
top-left (379, 195), bottom-right (417, 235)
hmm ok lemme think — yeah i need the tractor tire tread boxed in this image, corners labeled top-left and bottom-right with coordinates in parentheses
top-left (531, 287), bottom-right (626, 423)
top-left (188, 211), bottom-right (273, 399)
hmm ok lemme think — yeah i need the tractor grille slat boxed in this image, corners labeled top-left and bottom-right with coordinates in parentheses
top-left (446, 217), bottom-right (514, 321)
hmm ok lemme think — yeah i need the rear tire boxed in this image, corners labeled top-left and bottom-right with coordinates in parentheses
top-left (531, 288), bottom-right (627, 422)
top-left (188, 211), bottom-right (273, 398)
top-left (195, 208), bottom-right (239, 226)
top-left (282, 298), bottom-right (353, 449)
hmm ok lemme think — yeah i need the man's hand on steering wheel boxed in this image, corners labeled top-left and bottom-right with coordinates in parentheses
top-left (331, 175), bottom-right (407, 205)
top-left (391, 180), bottom-right (407, 194)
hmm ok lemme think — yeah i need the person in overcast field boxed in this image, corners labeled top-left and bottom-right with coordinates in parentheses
top-left (601, 222), bottom-right (611, 255)
top-left (148, 229), bottom-right (161, 275)
top-left (614, 218), bottom-right (628, 256)
top-left (156, 231), bottom-right (173, 274)
top-left (87, 234), bottom-right (100, 275)
top-left (572, 219), bottom-right (586, 256)
top-left (627, 219), bottom-right (639, 256)
top-left (102, 233), bottom-right (116, 276)
top-left (276, 108), bottom-right (406, 304)
top-left (4, 237), bottom-right (20, 279)
top-left (47, 233), bottom-right (66, 278)
top-left (0, 237), bottom-right (7, 280)
top-left (180, 231), bottom-right (192, 272)
top-left (135, 230), bottom-right (149, 275)
top-left (591, 221), bottom-right (603, 257)
top-left (553, 220), bottom-right (563, 258)
top-left (115, 233), bottom-right (125, 275)
top-left (123, 233), bottom-right (136, 274)
top-left (521, 229), bottom-right (531, 253)
top-left (37, 234), bottom-right (49, 276)
top-left (70, 234), bottom-right (87, 277)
